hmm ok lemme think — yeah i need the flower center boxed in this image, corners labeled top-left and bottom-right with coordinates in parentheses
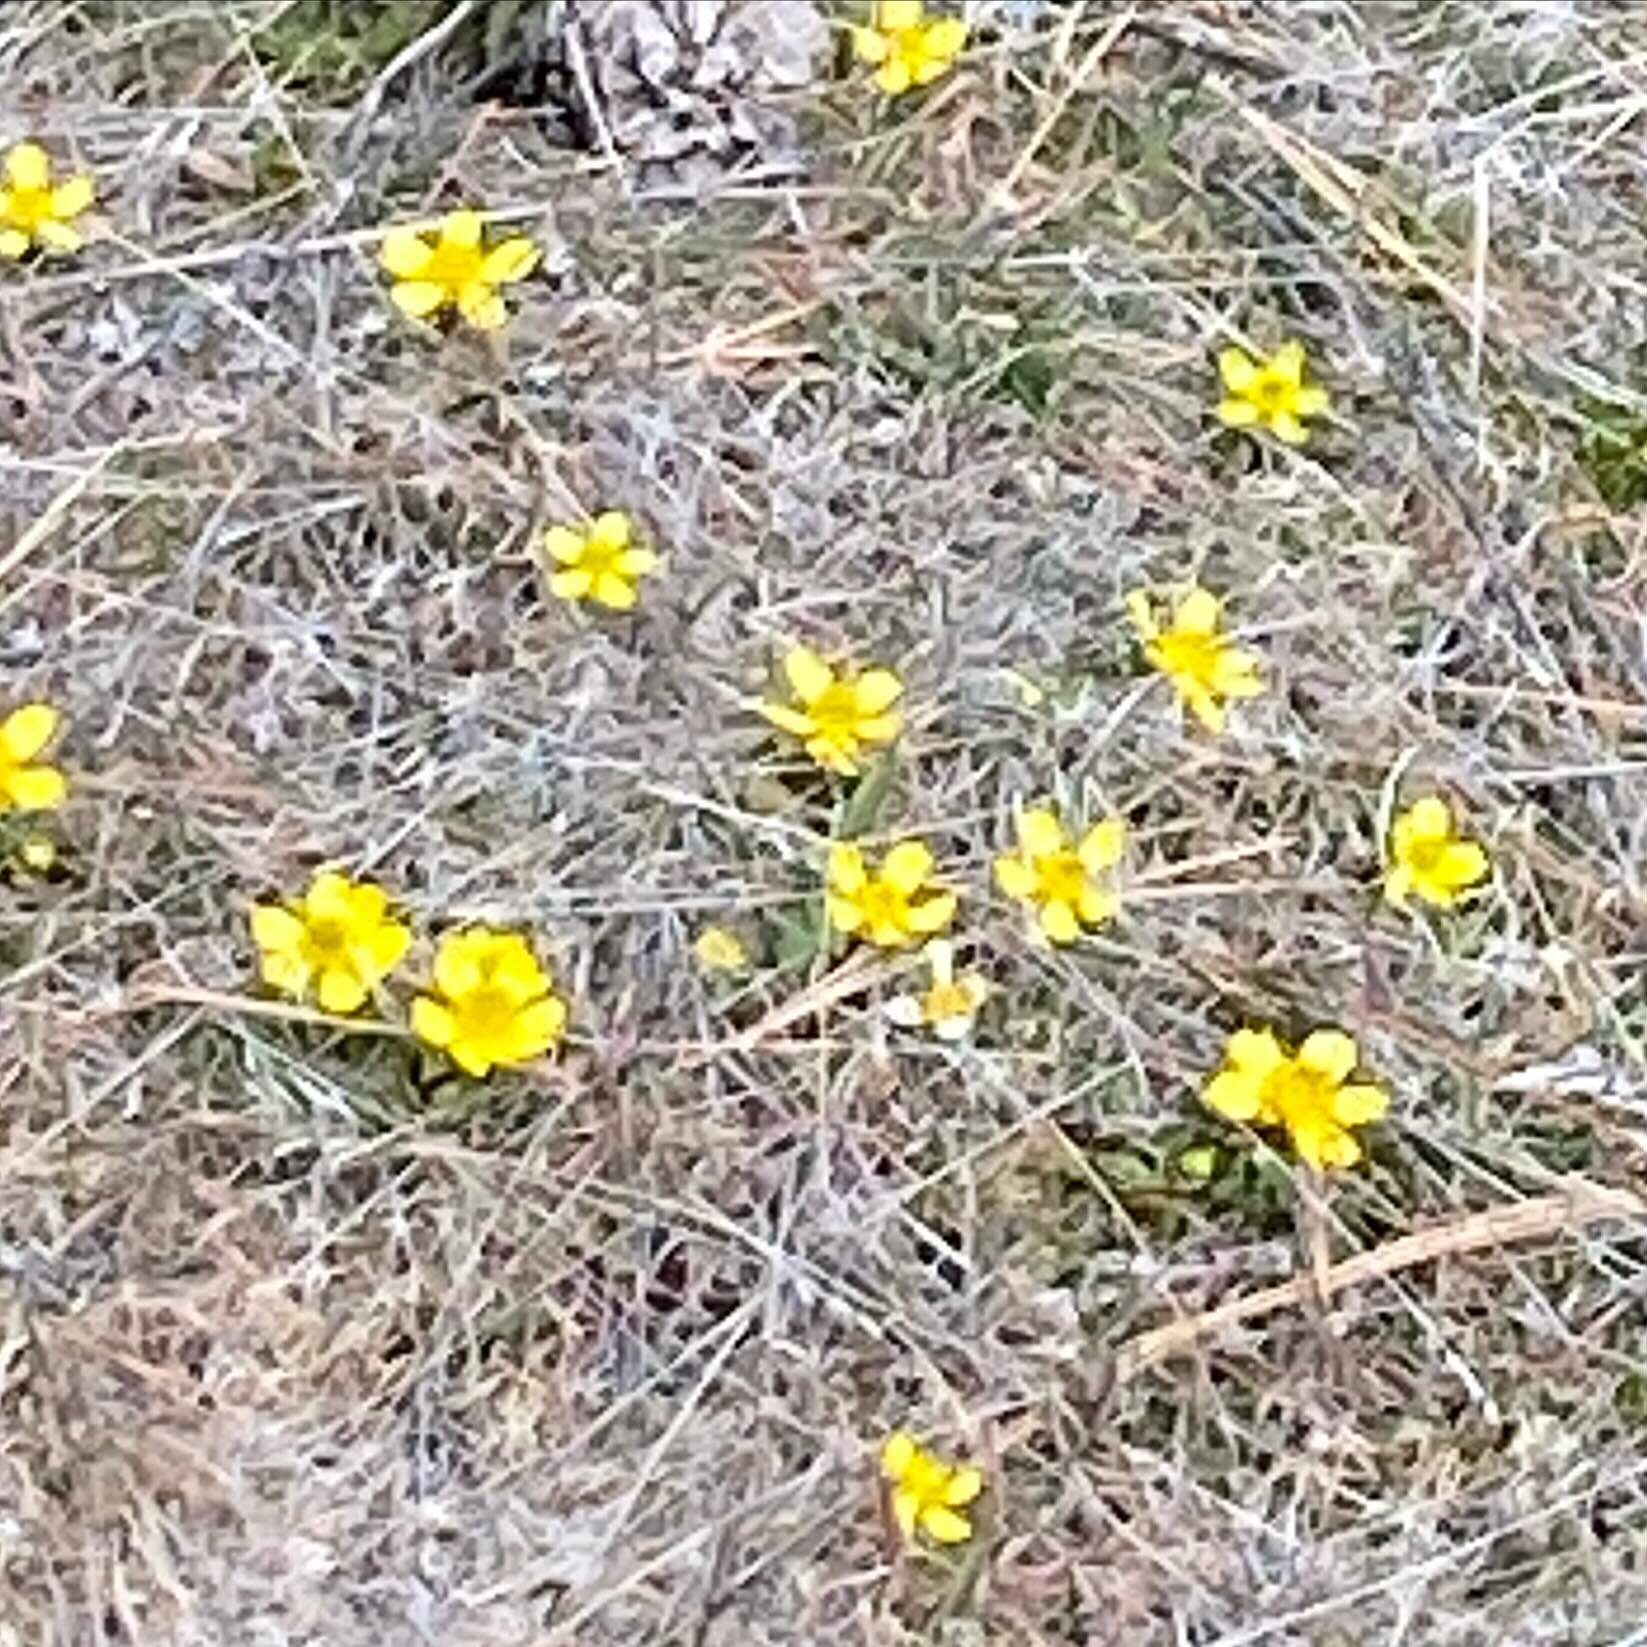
top-left (422, 240), bottom-right (487, 293)
top-left (1156, 630), bottom-right (1224, 688)
top-left (460, 985), bottom-right (519, 1041)
top-left (807, 681), bottom-right (864, 738)
top-left (1034, 850), bottom-right (1088, 907)
top-left (1261, 1062), bottom-right (1334, 1130)
top-left (1250, 374), bottom-right (1292, 414)
top-left (855, 882), bottom-right (908, 931)
top-left (304, 917), bottom-right (351, 967)
top-left (3, 185), bottom-right (53, 231)
top-left (574, 536), bottom-right (624, 579)
top-left (901, 1453), bottom-right (952, 1510)
top-left (1404, 836), bottom-right (1448, 874)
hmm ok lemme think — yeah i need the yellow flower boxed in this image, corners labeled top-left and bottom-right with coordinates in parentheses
top-left (853, 1), bottom-right (968, 96)
top-left (543, 511), bottom-right (659, 611)
top-left (411, 928), bottom-right (568, 1077)
top-left (250, 870), bottom-right (411, 1014)
top-left (993, 806), bottom-right (1124, 945)
top-left (884, 938), bottom-right (987, 1040)
top-left (1126, 585), bottom-right (1264, 734)
top-left (1385, 795), bottom-right (1490, 910)
top-left (880, 1431), bottom-right (983, 1545)
top-left (827, 839), bottom-right (955, 948)
top-left (0, 141), bottom-right (94, 259)
top-left (0, 703), bottom-right (67, 812)
top-left (379, 208), bottom-right (539, 330)
top-left (1216, 340), bottom-right (1329, 445)
top-left (1202, 1026), bottom-right (1389, 1171)
top-left (694, 924), bottom-right (749, 973)
top-left (759, 646), bottom-right (902, 776)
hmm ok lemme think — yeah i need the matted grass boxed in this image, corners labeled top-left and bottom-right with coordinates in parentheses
top-left (4, 2), bottom-right (1647, 1642)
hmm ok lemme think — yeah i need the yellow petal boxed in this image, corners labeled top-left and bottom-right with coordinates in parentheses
top-left (550, 568), bottom-right (594, 601)
top-left (876, 56), bottom-right (914, 94)
top-left (440, 208), bottom-right (484, 248)
top-left (759, 701), bottom-right (816, 738)
top-left (924, 937), bottom-right (954, 984)
top-left (544, 525), bottom-right (587, 563)
top-left (852, 25), bottom-right (889, 64)
top-left (852, 668), bottom-right (903, 716)
top-left (810, 735), bottom-right (860, 776)
top-left (304, 871), bottom-right (354, 921)
top-left (1076, 883), bottom-right (1117, 926)
top-left (1271, 340), bottom-right (1306, 385)
top-left (877, 0), bottom-right (924, 28)
top-left (457, 283), bottom-right (507, 330)
top-left (1039, 899), bottom-right (1080, 945)
top-left (852, 711), bottom-right (901, 744)
top-left (1125, 588), bottom-right (1158, 641)
top-left (410, 995), bottom-right (456, 1048)
top-left (1017, 807), bottom-right (1065, 859)
top-left (1213, 647), bottom-right (1264, 697)
top-left (433, 934), bottom-right (484, 999)
top-left (380, 226), bottom-right (434, 277)
top-left (880, 1431), bottom-right (918, 1479)
top-left (1289, 1115), bottom-right (1331, 1171)
top-left (1270, 411), bottom-right (1308, 446)
top-left (922, 16), bottom-right (967, 57)
top-left (390, 279), bottom-right (449, 318)
top-left (1382, 864), bottom-right (1413, 908)
top-left (259, 951), bottom-right (310, 999)
top-left (1297, 1029), bottom-right (1358, 1084)
top-left (881, 839), bottom-right (934, 894)
top-left (1175, 586), bottom-right (1220, 634)
top-left (1333, 1083), bottom-right (1389, 1126)
top-left (616, 547), bottom-right (660, 578)
top-left (1218, 397), bottom-right (1261, 428)
top-left (993, 855), bottom-right (1035, 900)
top-left (1, 703), bottom-right (58, 763)
top-left (0, 228), bottom-right (29, 258)
top-left (1293, 385), bottom-right (1329, 417)
top-left (590, 572), bottom-right (638, 610)
top-left (446, 1036), bottom-right (497, 1078)
top-left (944, 1465), bottom-right (983, 1506)
top-left (920, 1505), bottom-right (972, 1544)
top-left (826, 893), bottom-right (866, 932)
top-left (891, 1486), bottom-right (920, 1539)
top-left (489, 935), bottom-right (549, 1003)
top-left (1402, 795), bottom-right (1453, 844)
top-left (1217, 346), bottom-right (1256, 392)
top-left (1439, 841), bottom-right (1489, 890)
top-left (317, 968), bottom-right (368, 1014)
top-left (1225, 1027), bottom-right (1286, 1079)
top-left (508, 996), bottom-right (567, 1061)
top-left (1183, 684), bottom-right (1226, 733)
top-left (589, 510), bottom-right (631, 549)
top-left (5, 141), bottom-right (49, 191)
top-left (828, 843), bottom-right (867, 892)
top-left (34, 218), bottom-right (80, 253)
top-left (367, 920), bottom-right (410, 976)
top-left (249, 903), bottom-right (305, 953)
top-left (5, 765), bottom-right (65, 810)
top-left (783, 645), bottom-right (834, 705)
top-left (1203, 1068), bottom-right (1263, 1122)
top-left (1078, 817), bottom-right (1126, 871)
top-left (479, 236), bottom-right (540, 284)
top-left (905, 892), bottom-right (956, 935)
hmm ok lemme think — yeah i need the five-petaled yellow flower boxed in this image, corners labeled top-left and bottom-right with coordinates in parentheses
top-left (1216, 341), bottom-right (1329, 445)
top-left (543, 511), bottom-right (660, 611)
top-left (0, 141), bottom-right (93, 259)
top-left (880, 1431), bottom-right (983, 1545)
top-left (884, 938), bottom-right (988, 1039)
top-left (1202, 1026), bottom-right (1389, 1171)
top-left (412, 928), bottom-right (568, 1077)
top-left (853, 2), bottom-right (968, 96)
top-left (379, 208), bottom-right (539, 330)
top-left (759, 646), bottom-right (902, 776)
top-left (827, 839), bottom-right (955, 948)
top-left (994, 806), bottom-right (1124, 945)
top-left (1384, 794), bottom-right (1489, 910)
top-left (1127, 585), bottom-right (1264, 734)
top-left (0, 703), bottom-right (67, 812)
top-left (250, 870), bottom-right (411, 1014)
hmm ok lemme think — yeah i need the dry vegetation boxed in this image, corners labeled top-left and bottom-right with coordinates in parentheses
top-left (5, 1), bottom-right (1647, 1642)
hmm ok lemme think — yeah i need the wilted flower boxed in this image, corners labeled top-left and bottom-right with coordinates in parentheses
top-left (884, 938), bottom-right (987, 1039)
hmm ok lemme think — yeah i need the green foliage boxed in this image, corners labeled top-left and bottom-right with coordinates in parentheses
top-left (251, 0), bottom-right (453, 102)
top-left (1575, 396), bottom-right (1647, 508)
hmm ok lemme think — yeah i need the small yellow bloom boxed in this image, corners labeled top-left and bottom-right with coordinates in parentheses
top-left (884, 938), bottom-right (988, 1039)
top-left (0, 703), bottom-right (67, 812)
top-left (0, 141), bottom-right (94, 259)
top-left (759, 646), bottom-right (902, 776)
top-left (1385, 795), bottom-right (1490, 910)
top-left (412, 928), bottom-right (568, 1077)
top-left (1202, 1026), bottom-right (1389, 1171)
top-left (1127, 585), bottom-right (1264, 734)
top-left (543, 511), bottom-right (659, 611)
top-left (994, 806), bottom-right (1124, 945)
top-left (853, 1), bottom-right (968, 96)
top-left (379, 208), bottom-right (539, 330)
top-left (1216, 340), bottom-right (1329, 445)
top-left (250, 870), bottom-right (411, 1014)
top-left (880, 1431), bottom-right (983, 1545)
top-left (694, 924), bottom-right (749, 973)
top-left (827, 839), bottom-right (955, 949)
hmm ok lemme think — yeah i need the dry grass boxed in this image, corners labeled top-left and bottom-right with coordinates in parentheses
top-left (5, 1), bottom-right (1647, 1642)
